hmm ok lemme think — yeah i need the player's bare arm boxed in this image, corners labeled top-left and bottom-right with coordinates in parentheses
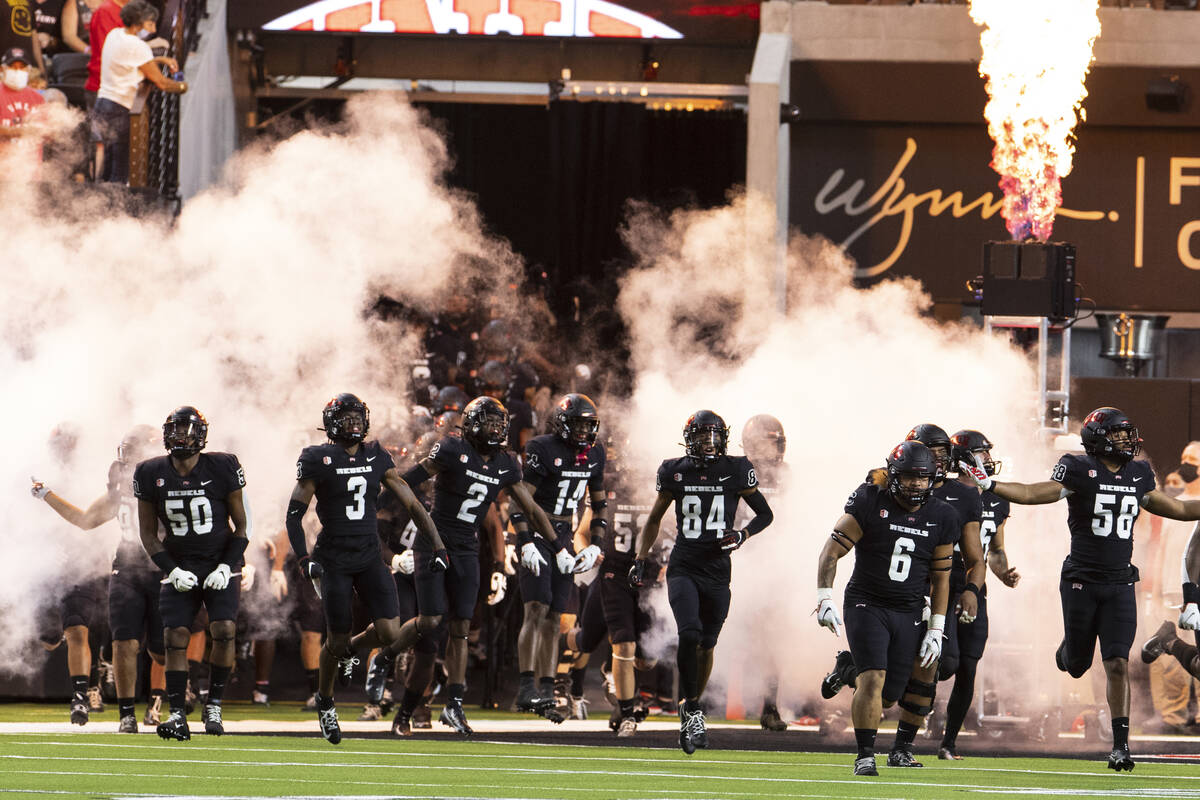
top-left (39, 490), bottom-right (118, 530)
top-left (958, 520), bottom-right (986, 618)
top-left (635, 491), bottom-right (674, 560)
top-left (508, 480), bottom-right (557, 542)
top-left (1142, 490), bottom-right (1200, 522)
top-left (928, 543), bottom-right (954, 618)
top-left (987, 520), bottom-right (1021, 587)
top-left (817, 513), bottom-right (863, 588)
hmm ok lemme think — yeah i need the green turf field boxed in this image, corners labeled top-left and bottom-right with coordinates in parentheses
top-left (2, 732), bottom-right (1199, 800)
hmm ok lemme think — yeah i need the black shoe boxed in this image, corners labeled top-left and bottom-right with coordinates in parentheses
top-left (853, 756), bottom-right (879, 776)
top-left (678, 702), bottom-right (706, 755)
top-left (365, 650), bottom-right (394, 704)
top-left (117, 715), bottom-right (138, 734)
top-left (516, 682), bottom-right (551, 714)
top-left (391, 707), bottom-right (412, 737)
top-left (317, 701), bottom-right (342, 745)
top-left (938, 745), bottom-right (963, 760)
top-left (1107, 745), bottom-right (1134, 772)
top-left (887, 748), bottom-right (924, 767)
top-left (203, 704), bottom-right (224, 736)
top-left (70, 694), bottom-right (89, 726)
top-left (440, 699), bottom-right (473, 736)
top-left (156, 711), bottom-right (191, 741)
top-left (337, 650), bottom-right (360, 688)
top-left (760, 705), bottom-right (786, 731)
top-left (1141, 620), bottom-right (1177, 665)
top-left (821, 650), bottom-right (856, 699)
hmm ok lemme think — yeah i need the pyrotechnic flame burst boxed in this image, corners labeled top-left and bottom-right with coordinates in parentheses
top-left (970, 0), bottom-right (1101, 241)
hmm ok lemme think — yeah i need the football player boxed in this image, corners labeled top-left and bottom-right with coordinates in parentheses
top-left (938, 430), bottom-right (1021, 760)
top-left (1140, 519), bottom-right (1200, 681)
top-left (959, 406), bottom-right (1200, 771)
top-left (513, 394), bottom-right (606, 721)
top-left (31, 424), bottom-right (167, 732)
top-left (135, 407), bottom-right (248, 741)
top-left (630, 410), bottom-right (774, 754)
top-left (816, 441), bottom-right (957, 777)
top-left (356, 396), bottom-right (558, 736)
top-left (285, 393), bottom-right (445, 745)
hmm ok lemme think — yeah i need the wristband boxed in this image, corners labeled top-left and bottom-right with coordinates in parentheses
top-left (929, 613), bottom-right (946, 632)
top-left (1184, 581), bottom-right (1200, 606)
top-left (151, 550), bottom-right (177, 573)
top-left (962, 582), bottom-right (981, 597)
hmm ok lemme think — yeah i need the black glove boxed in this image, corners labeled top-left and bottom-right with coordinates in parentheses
top-left (719, 529), bottom-right (747, 552)
top-left (299, 556), bottom-right (324, 580)
top-left (430, 549), bottom-right (450, 573)
top-left (628, 559), bottom-right (648, 589)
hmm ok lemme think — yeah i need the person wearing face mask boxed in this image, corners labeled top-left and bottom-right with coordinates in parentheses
top-left (91, 0), bottom-right (184, 183)
top-left (0, 47), bottom-right (45, 143)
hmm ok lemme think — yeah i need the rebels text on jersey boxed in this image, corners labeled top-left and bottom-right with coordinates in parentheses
top-left (656, 455), bottom-right (756, 581)
top-left (133, 453), bottom-right (246, 563)
top-left (933, 481), bottom-right (983, 589)
top-left (843, 483), bottom-right (960, 612)
top-left (429, 435), bottom-right (522, 551)
top-left (979, 490), bottom-right (1010, 559)
top-left (523, 435), bottom-right (606, 522)
top-left (1051, 453), bottom-right (1155, 583)
top-left (298, 441), bottom-right (395, 541)
top-left (108, 460), bottom-right (156, 573)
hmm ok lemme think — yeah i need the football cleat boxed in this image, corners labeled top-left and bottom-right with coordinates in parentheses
top-left (365, 650), bottom-right (394, 704)
top-left (87, 685), bottom-right (105, 713)
top-left (144, 695), bottom-right (162, 726)
top-left (760, 705), bottom-right (786, 731)
top-left (1140, 620), bottom-right (1177, 665)
top-left (516, 683), bottom-right (552, 714)
top-left (203, 704), bottom-right (224, 736)
top-left (303, 693), bottom-right (319, 712)
top-left (117, 715), bottom-right (138, 734)
top-left (821, 650), bottom-right (857, 699)
top-left (70, 694), bottom-right (89, 725)
top-left (539, 703), bottom-right (566, 724)
top-left (337, 650), bottom-right (361, 688)
top-left (1107, 745), bottom-right (1134, 772)
top-left (938, 746), bottom-right (963, 760)
top-left (678, 702), bottom-right (707, 755)
top-left (617, 716), bottom-right (638, 738)
top-left (252, 690), bottom-right (270, 706)
top-left (156, 710), bottom-right (191, 741)
top-left (853, 756), bottom-right (879, 776)
top-left (317, 702), bottom-right (342, 745)
top-left (391, 707), bottom-right (412, 737)
top-left (358, 704), bottom-right (382, 721)
top-left (439, 699), bottom-right (473, 736)
top-left (567, 695), bottom-right (588, 721)
top-left (887, 748), bottom-right (924, 767)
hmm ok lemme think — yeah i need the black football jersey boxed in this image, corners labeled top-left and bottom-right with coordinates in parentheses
top-left (979, 490), bottom-right (1011, 559)
top-left (298, 440), bottom-right (394, 544)
top-left (523, 435), bottom-right (607, 520)
top-left (603, 464), bottom-right (656, 568)
top-left (378, 482), bottom-right (432, 556)
top-left (107, 460), bottom-right (156, 573)
top-left (1051, 453), bottom-right (1155, 583)
top-left (932, 480), bottom-right (983, 589)
top-left (133, 452), bottom-right (246, 563)
top-left (657, 455), bottom-right (757, 582)
top-left (843, 483), bottom-right (960, 612)
top-left (427, 435), bottom-right (522, 551)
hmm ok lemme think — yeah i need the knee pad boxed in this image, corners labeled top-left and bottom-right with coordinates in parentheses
top-left (678, 629), bottom-right (701, 652)
top-left (899, 677), bottom-right (937, 717)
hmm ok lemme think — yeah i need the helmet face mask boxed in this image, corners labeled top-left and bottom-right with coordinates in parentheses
top-left (906, 424), bottom-right (952, 480)
top-left (162, 407), bottom-right (208, 459)
top-left (742, 414), bottom-right (786, 466)
top-left (552, 393), bottom-right (600, 451)
top-left (1081, 407), bottom-right (1142, 464)
top-left (886, 440), bottom-right (937, 507)
top-left (950, 430), bottom-right (1000, 477)
top-left (683, 410), bottom-right (729, 465)
top-left (323, 393), bottom-right (370, 445)
top-left (462, 397), bottom-right (510, 453)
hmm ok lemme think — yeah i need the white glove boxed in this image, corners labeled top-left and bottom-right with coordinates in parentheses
top-left (1180, 602), bottom-right (1200, 631)
top-left (167, 567), bottom-right (199, 592)
top-left (241, 563), bottom-right (256, 592)
top-left (391, 550), bottom-right (415, 575)
top-left (520, 543), bottom-right (547, 576)
top-left (504, 542), bottom-right (519, 576)
top-left (30, 476), bottom-right (49, 500)
top-left (958, 459), bottom-right (993, 491)
top-left (269, 569), bottom-right (288, 602)
top-left (816, 588), bottom-right (842, 636)
top-left (919, 614), bottom-right (945, 668)
top-left (487, 571), bottom-right (507, 605)
top-left (203, 563), bottom-right (232, 591)
top-left (556, 548), bottom-right (576, 574)
top-left (573, 544), bottom-right (602, 574)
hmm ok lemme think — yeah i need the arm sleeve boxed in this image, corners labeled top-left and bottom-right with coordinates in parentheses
top-left (742, 489), bottom-right (773, 536)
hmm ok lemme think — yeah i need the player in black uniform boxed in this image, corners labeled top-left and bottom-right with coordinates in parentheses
top-left (937, 430), bottom-right (1021, 760)
top-left (32, 424), bottom-right (167, 733)
top-left (514, 394), bottom-right (606, 719)
top-left (285, 393), bottom-right (444, 745)
top-left (959, 407), bottom-right (1200, 771)
top-left (134, 407), bottom-right (248, 741)
top-left (630, 410), bottom-right (774, 754)
top-left (816, 441), bottom-right (957, 777)
top-left (357, 396), bottom-right (558, 736)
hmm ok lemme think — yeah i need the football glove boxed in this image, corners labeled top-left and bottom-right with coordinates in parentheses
top-left (628, 559), bottom-right (649, 589)
top-left (299, 557), bottom-right (324, 580)
top-left (487, 570), bottom-right (507, 605)
top-left (958, 460), bottom-right (993, 491)
top-left (391, 550), bottom-right (415, 575)
top-left (203, 563), bottom-right (232, 591)
top-left (30, 476), bottom-right (49, 500)
top-left (572, 544), bottom-right (602, 573)
top-left (919, 614), bottom-right (945, 668)
top-left (719, 529), bottom-right (747, 552)
top-left (555, 548), bottom-right (576, 575)
top-left (430, 549), bottom-right (450, 573)
top-left (269, 569), bottom-right (288, 602)
top-left (520, 543), bottom-right (547, 576)
top-left (167, 567), bottom-right (199, 592)
top-left (1180, 602), bottom-right (1200, 631)
top-left (816, 588), bottom-right (842, 636)
top-left (240, 563), bottom-right (256, 592)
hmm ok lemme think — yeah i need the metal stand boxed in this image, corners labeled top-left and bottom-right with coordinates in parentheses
top-left (983, 316), bottom-right (1072, 438)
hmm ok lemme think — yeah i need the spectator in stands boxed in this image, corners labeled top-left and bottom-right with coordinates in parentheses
top-left (32, 0), bottom-right (68, 59)
top-left (0, 47), bottom-right (46, 135)
top-left (83, 0), bottom-right (124, 108)
top-left (1, 0), bottom-right (46, 75)
top-left (91, 0), bottom-right (184, 184)
top-left (61, 0), bottom-right (102, 56)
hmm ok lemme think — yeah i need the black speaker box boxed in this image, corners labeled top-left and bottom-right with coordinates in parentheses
top-left (981, 241), bottom-right (1076, 319)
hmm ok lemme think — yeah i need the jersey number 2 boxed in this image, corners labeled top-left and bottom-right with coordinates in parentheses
top-left (457, 482), bottom-right (489, 523)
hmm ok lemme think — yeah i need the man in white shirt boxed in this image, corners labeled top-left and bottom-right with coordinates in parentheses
top-left (90, 0), bottom-right (185, 183)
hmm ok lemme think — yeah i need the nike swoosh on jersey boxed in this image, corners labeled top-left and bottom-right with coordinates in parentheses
top-left (990, 501), bottom-right (1001, 507)
top-left (719, 476), bottom-right (733, 482)
top-left (943, 496), bottom-right (957, 500)
top-left (367, 456), bottom-right (377, 462)
top-left (200, 480), bottom-right (213, 486)
top-left (1132, 477), bottom-right (1143, 481)
top-left (498, 469), bottom-right (510, 475)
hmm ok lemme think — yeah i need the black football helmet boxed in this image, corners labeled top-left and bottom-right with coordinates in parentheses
top-left (436, 386), bottom-right (470, 414)
top-left (1080, 407), bottom-right (1141, 463)
top-left (478, 360), bottom-right (511, 396)
top-left (462, 396), bottom-right (510, 453)
top-left (951, 429), bottom-right (1001, 477)
top-left (742, 414), bottom-right (786, 466)
top-left (683, 410), bottom-right (729, 465)
top-left (886, 440), bottom-right (937, 507)
top-left (551, 393), bottom-right (600, 451)
top-left (163, 406), bottom-right (208, 459)
top-left (322, 393), bottom-right (370, 444)
top-left (905, 423), bottom-right (952, 479)
top-left (118, 423), bottom-right (158, 466)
